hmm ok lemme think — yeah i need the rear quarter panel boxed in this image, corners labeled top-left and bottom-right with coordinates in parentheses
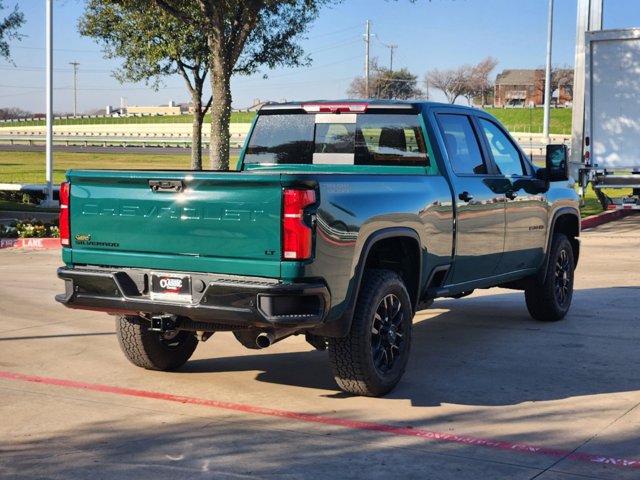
top-left (281, 173), bottom-right (454, 324)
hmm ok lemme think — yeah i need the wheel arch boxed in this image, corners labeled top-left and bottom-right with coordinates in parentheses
top-left (539, 208), bottom-right (581, 283)
top-left (550, 209), bottom-right (580, 265)
top-left (314, 227), bottom-right (423, 338)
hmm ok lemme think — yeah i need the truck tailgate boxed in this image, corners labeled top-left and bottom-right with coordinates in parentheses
top-left (66, 171), bottom-right (283, 277)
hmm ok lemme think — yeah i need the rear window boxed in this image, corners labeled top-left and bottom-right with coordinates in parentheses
top-left (244, 113), bottom-right (429, 167)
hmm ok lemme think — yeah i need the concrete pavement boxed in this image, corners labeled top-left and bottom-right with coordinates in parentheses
top-left (0, 215), bottom-right (639, 479)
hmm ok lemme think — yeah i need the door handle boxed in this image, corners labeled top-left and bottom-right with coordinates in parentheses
top-left (505, 190), bottom-right (518, 200)
top-left (458, 191), bottom-right (474, 202)
top-left (149, 179), bottom-right (184, 193)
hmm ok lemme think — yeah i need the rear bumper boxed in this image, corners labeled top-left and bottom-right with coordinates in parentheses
top-left (56, 267), bottom-right (330, 330)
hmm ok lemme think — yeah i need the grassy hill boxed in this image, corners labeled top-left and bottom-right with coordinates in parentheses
top-left (1, 107), bottom-right (573, 134)
top-left (485, 107), bottom-right (572, 135)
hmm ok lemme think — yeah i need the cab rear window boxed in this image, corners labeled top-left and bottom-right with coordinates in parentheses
top-left (243, 113), bottom-right (429, 167)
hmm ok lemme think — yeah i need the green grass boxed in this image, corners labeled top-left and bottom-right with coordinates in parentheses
top-left (581, 184), bottom-right (605, 218)
top-left (2, 108), bottom-right (573, 134)
top-left (0, 151), bottom-right (239, 185)
top-left (484, 108), bottom-right (573, 135)
top-left (1, 111), bottom-right (257, 128)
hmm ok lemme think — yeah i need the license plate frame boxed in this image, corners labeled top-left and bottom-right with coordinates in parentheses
top-left (150, 272), bottom-right (192, 303)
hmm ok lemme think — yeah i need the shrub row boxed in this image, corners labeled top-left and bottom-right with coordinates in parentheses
top-left (0, 219), bottom-right (60, 238)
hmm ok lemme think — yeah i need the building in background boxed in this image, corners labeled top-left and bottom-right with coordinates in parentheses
top-left (494, 69), bottom-right (573, 107)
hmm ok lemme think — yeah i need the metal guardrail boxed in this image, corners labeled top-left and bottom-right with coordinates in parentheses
top-left (0, 132), bottom-right (571, 156)
top-left (0, 133), bottom-right (248, 148)
top-left (0, 183), bottom-right (60, 192)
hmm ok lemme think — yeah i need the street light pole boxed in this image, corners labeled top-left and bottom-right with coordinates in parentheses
top-left (69, 61), bottom-right (79, 117)
top-left (543, 0), bottom-right (554, 140)
top-left (42, 0), bottom-right (55, 207)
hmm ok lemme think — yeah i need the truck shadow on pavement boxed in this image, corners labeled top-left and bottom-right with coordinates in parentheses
top-left (182, 287), bottom-right (640, 408)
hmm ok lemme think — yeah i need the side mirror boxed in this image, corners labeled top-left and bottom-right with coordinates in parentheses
top-left (546, 144), bottom-right (569, 182)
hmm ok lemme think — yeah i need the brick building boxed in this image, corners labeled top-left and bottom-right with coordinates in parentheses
top-left (494, 69), bottom-right (573, 107)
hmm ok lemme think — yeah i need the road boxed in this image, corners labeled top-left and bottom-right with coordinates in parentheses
top-left (1, 215), bottom-right (639, 479)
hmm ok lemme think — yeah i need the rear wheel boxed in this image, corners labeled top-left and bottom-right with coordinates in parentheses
top-left (328, 269), bottom-right (413, 397)
top-left (116, 315), bottom-right (198, 370)
top-left (525, 233), bottom-right (575, 321)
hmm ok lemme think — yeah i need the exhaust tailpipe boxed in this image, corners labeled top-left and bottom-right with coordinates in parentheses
top-left (254, 327), bottom-right (299, 349)
top-left (256, 332), bottom-right (275, 349)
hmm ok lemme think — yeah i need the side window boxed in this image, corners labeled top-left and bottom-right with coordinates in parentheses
top-left (478, 119), bottom-right (526, 176)
top-left (355, 114), bottom-right (429, 166)
top-left (437, 114), bottom-right (487, 175)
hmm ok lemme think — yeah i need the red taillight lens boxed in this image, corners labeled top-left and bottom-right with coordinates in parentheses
top-left (59, 182), bottom-right (70, 246)
top-left (282, 188), bottom-right (316, 260)
top-left (302, 102), bottom-right (368, 113)
top-left (584, 136), bottom-right (591, 166)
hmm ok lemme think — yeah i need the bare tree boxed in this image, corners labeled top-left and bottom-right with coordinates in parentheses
top-left (464, 56), bottom-right (498, 106)
top-left (536, 65), bottom-right (574, 104)
top-left (0, 106), bottom-right (31, 120)
top-left (425, 66), bottom-right (469, 104)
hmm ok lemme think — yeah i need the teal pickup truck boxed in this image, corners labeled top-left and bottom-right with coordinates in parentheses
top-left (56, 101), bottom-right (580, 396)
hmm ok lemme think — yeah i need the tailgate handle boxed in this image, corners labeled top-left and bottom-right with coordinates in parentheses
top-left (149, 180), bottom-right (184, 193)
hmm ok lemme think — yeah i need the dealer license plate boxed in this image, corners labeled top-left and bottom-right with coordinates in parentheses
top-left (150, 272), bottom-right (192, 302)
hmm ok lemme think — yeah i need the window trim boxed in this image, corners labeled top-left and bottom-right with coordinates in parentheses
top-left (475, 116), bottom-right (532, 178)
top-left (435, 112), bottom-right (495, 177)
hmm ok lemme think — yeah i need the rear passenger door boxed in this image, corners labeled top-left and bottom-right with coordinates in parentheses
top-left (476, 117), bottom-right (548, 274)
top-left (436, 113), bottom-right (505, 286)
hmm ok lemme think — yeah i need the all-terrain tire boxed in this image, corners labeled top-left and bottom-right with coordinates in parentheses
top-left (116, 315), bottom-right (198, 370)
top-left (328, 269), bottom-right (413, 397)
top-left (525, 233), bottom-right (575, 322)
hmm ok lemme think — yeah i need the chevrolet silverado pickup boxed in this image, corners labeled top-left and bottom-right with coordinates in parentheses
top-left (56, 101), bottom-right (580, 396)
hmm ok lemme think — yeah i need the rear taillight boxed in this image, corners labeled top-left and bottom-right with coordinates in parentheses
top-left (59, 182), bottom-right (70, 246)
top-left (584, 136), bottom-right (591, 166)
top-left (282, 188), bottom-right (316, 260)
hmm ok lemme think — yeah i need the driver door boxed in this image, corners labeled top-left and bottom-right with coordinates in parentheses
top-left (476, 117), bottom-right (548, 274)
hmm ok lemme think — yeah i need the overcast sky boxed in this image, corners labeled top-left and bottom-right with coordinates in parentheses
top-left (1, 0), bottom-right (639, 114)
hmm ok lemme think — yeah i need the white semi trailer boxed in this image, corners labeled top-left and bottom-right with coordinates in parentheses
top-left (574, 28), bottom-right (640, 210)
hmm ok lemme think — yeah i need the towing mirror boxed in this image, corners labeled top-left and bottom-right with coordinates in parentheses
top-left (546, 144), bottom-right (569, 182)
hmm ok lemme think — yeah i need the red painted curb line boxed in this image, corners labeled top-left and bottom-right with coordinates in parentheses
top-left (0, 370), bottom-right (638, 470)
top-left (0, 238), bottom-right (60, 250)
top-left (581, 209), bottom-right (634, 230)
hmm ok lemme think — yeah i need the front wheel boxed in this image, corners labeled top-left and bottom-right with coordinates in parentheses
top-left (328, 269), bottom-right (413, 397)
top-left (116, 315), bottom-right (198, 370)
top-left (525, 233), bottom-right (575, 321)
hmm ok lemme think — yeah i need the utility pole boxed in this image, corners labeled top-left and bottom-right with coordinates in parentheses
top-left (69, 61), bottom-right (79, 117)
top-left (386, 44), bottom-right (398, 72)
top-left (543, 0), bottom-right (554, 140)
top-left (364, 20), bottom-right (370, 98)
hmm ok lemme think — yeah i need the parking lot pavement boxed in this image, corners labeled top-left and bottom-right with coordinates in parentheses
top-left (1, 214), bottom-right (639, 479)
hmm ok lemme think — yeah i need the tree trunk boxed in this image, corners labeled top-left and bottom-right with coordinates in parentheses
top-left (209, 55), bottom-right (231, 171)
top-left (191, 94), bottom-right (203, 171)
